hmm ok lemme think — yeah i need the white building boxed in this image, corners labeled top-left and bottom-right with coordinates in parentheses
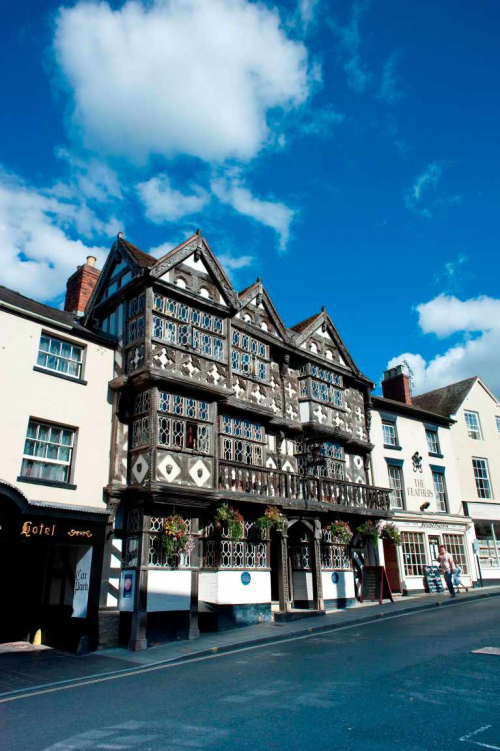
top-left (371, 366), bottom-right (476, 594)
top-left (413, 377), bottom-right (500, 584)
top-left (0, 262), bottom-right (116, 652)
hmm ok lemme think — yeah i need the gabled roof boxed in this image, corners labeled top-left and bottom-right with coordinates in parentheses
top-left (237, 278), bottom-right (289, 343)
top-left (288, 308), bottom-right (360, 375)
top-left (412, 377), bottom-right (478, 417)
top-left (0, 285), bottom-right (114, 346)
top-left (372, 395), bottom-right (453, 426)
top-left (117, 236), bottom-right (156, 268)
top-left (150, 232), bottom-right (239, 308)
top-left (290, 312), bottom-right (322, 335)
top-left (84, 234), bottom-right (149, 319)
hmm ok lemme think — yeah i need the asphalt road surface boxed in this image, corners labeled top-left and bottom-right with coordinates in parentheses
top-left (2, 597), bottom-right (500, 751)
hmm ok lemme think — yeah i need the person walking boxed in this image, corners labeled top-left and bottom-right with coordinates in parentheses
top-left (438, 544), bottom-right (457, 598)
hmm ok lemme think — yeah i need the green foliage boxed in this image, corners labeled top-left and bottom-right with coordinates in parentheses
top-left (161, 515), bottom-right (189, 556)
top-left (380, 522), bottom-right (402, 546)
top-left (357, 520), bottom-right (381, 545)
top-left (215, 504), bottom-right (244, 541)
top-left (327, 520), bottom-right (353, 545)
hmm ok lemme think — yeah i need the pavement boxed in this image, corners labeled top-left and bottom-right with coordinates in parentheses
top-left (2, 590), bottom-right (500, 751)
top-left (0, 584), bottom-right (499, 699)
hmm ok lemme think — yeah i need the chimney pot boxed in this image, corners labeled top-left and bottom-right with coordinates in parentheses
top-left (86, 255), bottom-right (97, 267)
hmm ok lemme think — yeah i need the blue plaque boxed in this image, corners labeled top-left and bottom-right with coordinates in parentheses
top-left (331, 572), bottom-right (339, 584)
top-left (241, 571), bottom-right (251, 586)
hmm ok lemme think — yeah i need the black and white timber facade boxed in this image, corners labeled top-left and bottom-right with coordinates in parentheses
top-left (86, 231), bottom-right (392, 649)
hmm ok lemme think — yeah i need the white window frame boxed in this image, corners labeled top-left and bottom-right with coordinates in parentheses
top-left (382, 421), bottom-right (397, 447)
top-left (21, 420), bottom-right (76, 484)
top-left (37, 333), bottom-right (84, 380)
top-left (387, 464), bottom-right (404, 509)
top-left (432, 470), bottom-right (448, 512)
top-left (473, 457), bottom-right (492, 499)
top-left (465, 411), bottom-right (482, 440)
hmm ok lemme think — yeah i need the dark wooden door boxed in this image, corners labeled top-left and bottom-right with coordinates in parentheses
top-left (383, 539), bottom-right (401, 593)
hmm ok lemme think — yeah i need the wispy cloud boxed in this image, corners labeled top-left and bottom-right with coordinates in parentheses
top-left (405, 162), bottom-right (442, 218)
top-left (377, 52), bottom-right (404, 105)
top-left (211, 169), bottom-right (295, 253)
top-left (433, 254), bottom-right (469, 293)
top-left (296, 0), bottom-right (321, 33)
top-left (329, 0), bottom-right (372, 93)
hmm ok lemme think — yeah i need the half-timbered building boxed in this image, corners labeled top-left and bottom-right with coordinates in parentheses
top-left (82, 231), bottom-right (392, 650)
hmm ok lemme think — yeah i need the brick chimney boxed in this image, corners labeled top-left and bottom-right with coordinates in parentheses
top-left (64, 256), bottom-right (100, 316)
top-left (382, 364), bottom-right (412, 404)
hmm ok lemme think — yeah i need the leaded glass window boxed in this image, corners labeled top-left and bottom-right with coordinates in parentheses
top-left (426, 429), bottom-right (439, 454)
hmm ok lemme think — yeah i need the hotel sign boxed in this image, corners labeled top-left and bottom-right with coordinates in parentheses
top-left (406, 478), bottom-right (433, 499)
top-left (20, 520), bottom-right (94, 541)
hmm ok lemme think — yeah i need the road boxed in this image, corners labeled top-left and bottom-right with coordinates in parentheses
top-left (2, 597), bottom-right (500, 751)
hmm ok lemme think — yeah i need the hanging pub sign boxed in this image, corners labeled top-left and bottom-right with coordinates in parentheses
top-left (360, 566), bottom-right (394, 604)
top-left (72, 547), bottom-right (93, 618)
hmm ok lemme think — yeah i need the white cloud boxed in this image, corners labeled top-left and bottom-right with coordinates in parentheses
top-left (217, 253), bottom-right (255, 271)
top-left (387, 294), bottom-right (500, 395)
top-left (54, 0), bottom-right (313, 163)
top-left (329, 0), bottom-right (371, 93)
top-left (138, 175), bottom-right (209, 223)
top-left (211, 170), bottom-right (295, 252)
top-left (377, 52), bottom-right (404, 105)
top-left (0, 165), bottom-right (120, 302)
top-left (297, 0), bottom-right (321, 32)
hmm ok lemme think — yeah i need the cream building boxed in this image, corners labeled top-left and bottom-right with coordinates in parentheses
top-left (0, 266), bottom-right (116, 652)
top-left (370, 366), bottom-right (476, 594)
top-left (414, 377), bottom-right (500, 584)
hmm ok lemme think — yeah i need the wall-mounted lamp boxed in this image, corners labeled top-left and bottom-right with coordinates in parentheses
top-left (420, 501), bottom-right (431, 512)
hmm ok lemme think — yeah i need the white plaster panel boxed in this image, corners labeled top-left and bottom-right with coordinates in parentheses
top-left (299, 402), bottom-right (310, 422)
top-left (147, 570), bottom-right (191, 612)
top-left (199, 571), bottom-right (271, 605)
top-left (322, 571), bottom-right (355, 602)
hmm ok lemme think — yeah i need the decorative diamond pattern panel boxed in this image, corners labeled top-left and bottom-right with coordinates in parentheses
top-left (131, 453), bottom-right (149, 484)
top-left (188, 458), bottom-right (211, 487)
top-left (157, 453), bottom-right (182, 482)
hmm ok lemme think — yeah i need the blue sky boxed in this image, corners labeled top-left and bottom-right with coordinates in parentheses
top-left (1, 0), bottom-right (499, 394)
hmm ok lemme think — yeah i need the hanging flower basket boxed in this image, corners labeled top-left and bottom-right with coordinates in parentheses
top-left (162, 515), bottom-right (189, 557)
top-left (357, 520), bottom-right (381, 546)
top-left (215, 504), bottom-right (244, 541)
top-left (327, 520), bottom-right (353, 545)
top-left (380, 522), bottom-right (402, 546)
top-left (255, 506), bottom-right (285, 534)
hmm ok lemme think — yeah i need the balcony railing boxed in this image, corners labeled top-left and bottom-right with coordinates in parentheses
top-left (218, 461), bottom-right (391, 511)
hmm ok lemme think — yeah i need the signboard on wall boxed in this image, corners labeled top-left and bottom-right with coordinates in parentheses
top-left (72, 547), bottom-right (92, 618)
top-left (119, 570), bottom-right (136, 612)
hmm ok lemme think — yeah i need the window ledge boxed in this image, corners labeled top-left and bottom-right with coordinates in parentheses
top-left (429, 452), bottom-right (444, 458)
top-left (33, 366), bottom-right (87, 386)
top-left (17, 475), bottom-right (77, 490)
top-left (384, 444), bottom-right (402, 451)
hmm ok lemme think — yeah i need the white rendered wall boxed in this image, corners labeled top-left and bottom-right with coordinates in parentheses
top-left (147, 570), bottom-right (191, 611)
top-left (370, 409), bottom-right (462, 516)
top-left (199, 571), bottom-right (271, 605)
top-left (0, 310), bottom-right (114, 510)
top-left (322, 571), bottom-right (355, 602)
top-left (450, 382), bottom-right (500, 509)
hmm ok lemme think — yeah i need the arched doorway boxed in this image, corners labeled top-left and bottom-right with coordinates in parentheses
top-left (289, 521), bottom-right (315, 609)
